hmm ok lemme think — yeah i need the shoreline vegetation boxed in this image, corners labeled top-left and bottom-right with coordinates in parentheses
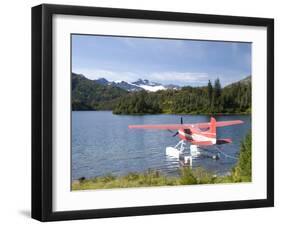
top-left (72, 132), bottom-right (251, 190)
top-left (72, 110), bottom-right (251, 116)
top-left (72, 73), bottom-right (251, 115)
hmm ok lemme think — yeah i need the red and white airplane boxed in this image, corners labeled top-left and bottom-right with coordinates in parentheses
top-left (129, 117), bottom-right (244, 166)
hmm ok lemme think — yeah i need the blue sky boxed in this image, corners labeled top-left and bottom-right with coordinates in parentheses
top-left (72, 34), bottom-right (251, 87)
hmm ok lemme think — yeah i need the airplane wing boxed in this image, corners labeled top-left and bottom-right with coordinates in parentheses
top-left (194, 120), bottom-right (244, 129)
top-left (129, 120), bottom-right (243, 130)
top-left (128, 124), bottom-right (192, 130)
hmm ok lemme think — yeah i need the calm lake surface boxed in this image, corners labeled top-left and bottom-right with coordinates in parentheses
top-left (72, 111), bottom-right (251, 180)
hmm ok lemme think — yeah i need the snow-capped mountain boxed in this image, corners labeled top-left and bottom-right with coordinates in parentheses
top-left (131, 79), bottom-right (166, 92)
top-left (94, 78), bottom-right (180, 92)
top-left (113, 80), bottom-right (143, 92)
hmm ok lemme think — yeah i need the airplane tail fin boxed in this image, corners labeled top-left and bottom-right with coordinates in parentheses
top-left (210, 117), bottom-right (216, 133)
top-left (209, 117), bottom-right (217, 140)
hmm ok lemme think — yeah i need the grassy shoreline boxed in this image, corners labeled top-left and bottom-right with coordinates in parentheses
top-left (72, 167), bottom-right (248, 191)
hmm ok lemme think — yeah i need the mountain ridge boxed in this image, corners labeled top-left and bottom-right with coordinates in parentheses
top-left (225, 75), bottom-right (251, 88)
top-left (91, 77), bottom-right (180, 92)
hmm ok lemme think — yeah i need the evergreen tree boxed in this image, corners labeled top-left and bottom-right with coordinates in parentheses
top-left (207, 80), bottom-right (213, 109)
top-left (213, 78), bottom-right (222, 112)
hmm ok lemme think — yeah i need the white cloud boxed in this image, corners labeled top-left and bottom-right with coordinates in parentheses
top-left (73, 68), bottom-right (209, 85)
top-left (73, 68), bottom-right (139, 82)
top-left (150, 72), bottom-right (209, 83)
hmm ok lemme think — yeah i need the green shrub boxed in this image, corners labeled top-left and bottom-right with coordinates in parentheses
top-left (179, 168), bottom-right (197, 185)
top-left (231, 132), bottom-right (252, 182)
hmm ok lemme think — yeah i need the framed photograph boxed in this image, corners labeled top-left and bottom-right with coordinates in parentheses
top-left (32, 4), bottom-right (274, 221)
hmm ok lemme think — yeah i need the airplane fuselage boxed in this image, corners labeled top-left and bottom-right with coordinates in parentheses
top-left (178, 128), bottom-right (216, 146)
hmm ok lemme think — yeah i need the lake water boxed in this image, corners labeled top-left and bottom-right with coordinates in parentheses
top-left (72, 111), bottom-right (251, 180)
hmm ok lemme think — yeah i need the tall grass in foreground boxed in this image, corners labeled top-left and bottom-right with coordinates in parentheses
top-left (72, 132), bottom-right (251, 190)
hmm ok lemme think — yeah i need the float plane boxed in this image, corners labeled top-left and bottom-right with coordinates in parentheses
top-left (129, 117), bottom-right (244, 166)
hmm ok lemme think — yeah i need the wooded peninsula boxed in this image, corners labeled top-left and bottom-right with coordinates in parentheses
top-left (72, 73), bottom-right (251, 115)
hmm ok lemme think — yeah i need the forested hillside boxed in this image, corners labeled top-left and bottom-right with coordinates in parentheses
top-left (72, 73), bottom-right (251, 115)
top-left (72, 73), bottom-right (128, 110)
top-left (113, 78), bottom-right (251, 114)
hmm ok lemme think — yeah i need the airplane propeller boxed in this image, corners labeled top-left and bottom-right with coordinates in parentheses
top-left (167, 129), bottom-right (178, 137)
top-left (167, 117), bottom-right (183, 137)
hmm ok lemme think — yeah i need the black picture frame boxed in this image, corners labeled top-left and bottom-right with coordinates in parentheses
top-left (32, 4), bottom-right (274, 222)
